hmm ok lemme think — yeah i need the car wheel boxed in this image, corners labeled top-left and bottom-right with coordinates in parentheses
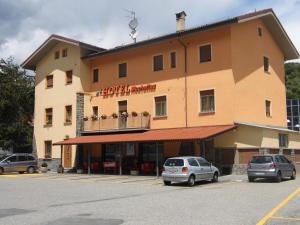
top-left (163, 180), bottom-right (171, 186)
top-left (276, 171), bottom-right (282, 183)
top-left (187, 175), bottom-right (195, 187)
top-left (248, 177), bottom-right (254, 182)
top-left (0, 167), bottom-right (3, 175)
top-left (291, 170), bottom-right (296, 180)
top-left (212, 172), bottom-right (218, 183)
top-left (27, 167), bottom-right (35, 174)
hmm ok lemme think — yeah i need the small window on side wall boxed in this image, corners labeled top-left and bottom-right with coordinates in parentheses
top-left (153, 55), bottom-right (163, 71)
top-left (200, 90), bottom-right (215, 113)
top-left (199, 44), bottom-right (211, 63)
top-left (44, 141), bottom-right (52, 159)
top-left (265, 100), bottom-right (271, 117)
top-left (93, 68), bottom-right (99, 83)
top-left (46, 75), bottom-right (53, 88)
top-left (45, 108), bottom-right (53, 125)
top-left (155, 96), bottom-right (167, 117)
top-left (258, 27), bottom-right (263, 37)
top-left (65, 105), bottom-right (72, 124)
top-left (62, 48), bottom-right (68, 57)
top-left (119, 63), bottom-right (127, 78)
top-left (170, 52), bottom-right (176, 68)
top-left (54, 51), bottom-right (59, 59)
top-left (264, 56), bottom-right (269, 73)
top-left (66, 70), bottom-right (72, 84)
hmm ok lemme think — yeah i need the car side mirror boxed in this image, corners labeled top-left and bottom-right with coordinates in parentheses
top-left (6, 160), bottom-right (10, 164)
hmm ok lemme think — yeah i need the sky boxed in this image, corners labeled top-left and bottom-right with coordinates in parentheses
top-left (0, 0), bottom-right (299, 64)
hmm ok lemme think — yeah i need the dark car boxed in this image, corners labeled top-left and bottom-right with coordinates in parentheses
top-left (0, 153), bottom-right (38, 174)
top-left (247, 154), bottom-right (296, 182)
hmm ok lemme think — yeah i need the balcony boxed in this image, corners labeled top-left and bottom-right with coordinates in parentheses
top-left (82, 113), bottom-right (150, 133)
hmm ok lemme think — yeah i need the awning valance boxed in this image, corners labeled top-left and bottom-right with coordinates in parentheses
top-left (53, 125), bottom-right (236, 146)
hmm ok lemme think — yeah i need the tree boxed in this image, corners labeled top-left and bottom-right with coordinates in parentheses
top-left (0, 58), bottom-right (35, 153)
top-left (285, 62), bottom-right (300, 99)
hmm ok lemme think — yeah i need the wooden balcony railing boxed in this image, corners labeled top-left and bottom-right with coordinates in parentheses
top-left (82, 114), bottom-right (150, 132)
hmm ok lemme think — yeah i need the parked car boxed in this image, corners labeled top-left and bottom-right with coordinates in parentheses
top-left (162, 156), bottom-right (219, 186)
top-left (0, 153), bottom-right (38, 174)
top-left (247, 155), bottom-right (296, 182)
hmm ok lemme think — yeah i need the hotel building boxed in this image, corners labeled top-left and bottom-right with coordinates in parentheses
top-left (22, 9), bottom-right (300, 174)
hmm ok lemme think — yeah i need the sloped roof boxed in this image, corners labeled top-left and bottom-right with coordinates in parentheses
top-left (84, 8), bottom-right (299, 61)
top-left (21, 34), bottom-right (105, 70)
top-left (53, 125), bottom-right (236, 145)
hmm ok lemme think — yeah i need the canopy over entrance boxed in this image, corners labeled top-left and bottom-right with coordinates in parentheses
top-left (54, 125), bottom-right (236, 145)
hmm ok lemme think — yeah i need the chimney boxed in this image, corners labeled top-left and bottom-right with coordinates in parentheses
top-left (176, 11), bottom-right (187, 32)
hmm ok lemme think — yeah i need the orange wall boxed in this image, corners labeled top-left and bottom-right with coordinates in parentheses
top-left (83, 20), bottom-right (287, 129)
top-left (231, 19), bottom-right (286, 126)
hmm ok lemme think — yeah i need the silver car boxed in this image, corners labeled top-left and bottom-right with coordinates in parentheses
top-left (247, 155), bottom-right (296, 182)
top-left (0, 153), bottom-right (38, 174)
top-left (162, 156), bottom-right (219, 186)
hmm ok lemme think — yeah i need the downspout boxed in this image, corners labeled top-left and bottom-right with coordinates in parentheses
top-left (177, 37), bottom-right (188, 128)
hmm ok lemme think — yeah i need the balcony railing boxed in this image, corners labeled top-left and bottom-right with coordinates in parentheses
top-left (82, 114), bottom-right (150, 132)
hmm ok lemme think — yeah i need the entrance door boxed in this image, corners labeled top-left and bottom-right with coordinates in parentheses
top-left (64, 145), bottom-right (72, 168)
top-left (118, 100), bottom-right (127, 129)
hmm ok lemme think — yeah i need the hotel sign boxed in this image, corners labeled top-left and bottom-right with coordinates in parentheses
top-left (99, 84), bottom-right (156, 97)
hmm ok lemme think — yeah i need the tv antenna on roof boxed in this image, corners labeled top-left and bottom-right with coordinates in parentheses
top-left (124, 9), bottom-right (138, 43)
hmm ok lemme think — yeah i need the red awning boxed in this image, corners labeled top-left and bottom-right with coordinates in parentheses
top-left (53, 125), bottom-right (236, 145)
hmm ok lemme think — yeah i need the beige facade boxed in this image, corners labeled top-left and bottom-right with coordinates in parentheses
top-left (22, 9), bottom-right (300, 173)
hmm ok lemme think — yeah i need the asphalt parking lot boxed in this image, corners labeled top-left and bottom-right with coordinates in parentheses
top-left (0, 172), bottom-right (299, 225)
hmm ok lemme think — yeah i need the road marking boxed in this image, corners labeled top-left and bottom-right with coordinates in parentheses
top-left (271, 216), bottom-right (300, 221)
top-left (256, 187), bottom-right (300, 225)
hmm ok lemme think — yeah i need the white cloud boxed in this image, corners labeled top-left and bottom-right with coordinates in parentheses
top-left (0, 0), bottom-right (299, 64)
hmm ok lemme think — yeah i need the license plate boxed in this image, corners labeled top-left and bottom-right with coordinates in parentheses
top-left (168, 168), bottom-right (178, 173)
top-left (255, 172), bottom-right (264, 175)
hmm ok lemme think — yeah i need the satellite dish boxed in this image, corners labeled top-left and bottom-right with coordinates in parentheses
top-left (129, 18), bottom-right (138, 30)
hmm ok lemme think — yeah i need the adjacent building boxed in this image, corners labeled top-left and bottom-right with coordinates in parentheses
top-left (287, 99), bottom-right (300, 131)
top-left (22, 9), bottom-right (300, 174)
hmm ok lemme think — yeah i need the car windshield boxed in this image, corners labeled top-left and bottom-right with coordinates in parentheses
top-left (164, 159), bottom-right (184, 167)
top-left (250, 156), bottom-right (273, 164)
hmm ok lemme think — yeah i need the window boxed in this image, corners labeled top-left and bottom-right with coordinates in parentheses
top-left (265, 100), bottom-right (271, 117)
top-left (199, 44), bottom-right (211, 63)
top-left (93, 68), bottom-right (99, 83)
top-left (62, 48), bottom-right (68, 57)
top-left (45, 108), bottom-right (53, 125)
top-left (45, 141), bottom-right (52, 159)
top-left (187, 158), bottom-right (199, 167)
top-left (54, 51), bottom-right (59, 59)
top-left (92, 106), bottom-right (98, 116)
top-left (27, 156), bottom-right (35, 161)
top-left (65, 105), bottom-right (72, 123)
top-left (18, 155), bottom-right (27, 162)
top-left (7, 156), bottom-right (17, 162)
top-left (164, 159), bottom-right (184, 167)
top-left (118, 63), bottom-right (127, 78)
top-left (46, 75), bottom-right (53, 88)
top-left (155, 96), bottom-right (167, 117)
top-left (170, 52), bottom-right (176, 68)
top-left (279, 134), bottom-right (288, 148)
top-left (200, 90), bottom-right (215, 113)
top-left (258, 27), bottom-right (263, 37)
top-left (197, 158), bottom-right (210, 167)
top-left (66, 70), bottom-right (72, 84)
top-left (153, 55), bottom-right (163, 71)
top-left (264, 56), bottom-right (269, 72)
